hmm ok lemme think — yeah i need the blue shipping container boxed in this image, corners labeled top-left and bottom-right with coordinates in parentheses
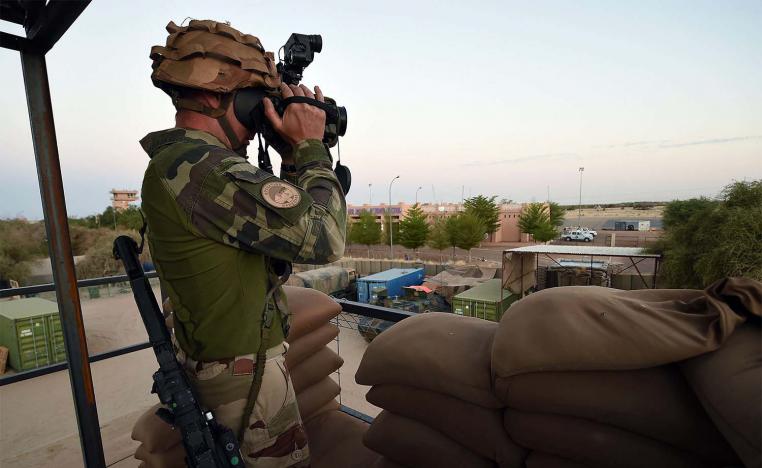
top-left (357, 268), bottom-right (425, 303)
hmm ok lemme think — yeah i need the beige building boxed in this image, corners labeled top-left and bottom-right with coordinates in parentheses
top-left (347, 202), bottom-right (532, 242)
top-left (110, 189), bottom-right (139, 211)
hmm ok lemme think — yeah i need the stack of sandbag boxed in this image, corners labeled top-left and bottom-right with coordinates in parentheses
top-left (282, 286), bottom-right (344, 422)
top-left (492, 277), bottom-right (760, 468)
top-left (280, 287), bottom-right (381, 468)
top-left (356, 312), bottom-right (527, 468)
top-left (133, 286), bottom-right (380, 468)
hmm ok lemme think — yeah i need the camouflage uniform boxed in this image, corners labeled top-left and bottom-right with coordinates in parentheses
top-left (140, 127), bottom-right (346, 467)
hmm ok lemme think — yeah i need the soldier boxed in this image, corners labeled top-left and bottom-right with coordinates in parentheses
top-left (140, 20), bottom-right (346, 467)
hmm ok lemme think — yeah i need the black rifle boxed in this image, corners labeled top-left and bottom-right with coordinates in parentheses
top-left (113, 235), bottom-right (243, 468)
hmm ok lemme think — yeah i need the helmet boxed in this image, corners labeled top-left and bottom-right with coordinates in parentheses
top-left (150, 20), bottom-right (281, 96)
top-left (149, 20), bottom-right (281, 155)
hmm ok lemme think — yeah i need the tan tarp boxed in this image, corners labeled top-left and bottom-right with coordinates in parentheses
top-left (423, 266), bottom-right (497, 302)
top-left (492, 277), bottom-right (762, 378)
top-left (502, 252), bottom-right (536, 294)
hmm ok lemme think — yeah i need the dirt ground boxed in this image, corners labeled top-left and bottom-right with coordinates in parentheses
top-left (0, 286), bottom-right (375, 467)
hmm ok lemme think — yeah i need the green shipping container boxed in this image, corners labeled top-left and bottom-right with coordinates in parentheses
top-left (451, 279), bottom-right (517, 322)
top-left (0, 298), bottom-right (61, 371)
top-left (46, 313), bottom-right (67, 364)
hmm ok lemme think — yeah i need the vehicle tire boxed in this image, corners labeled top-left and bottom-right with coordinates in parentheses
top-left (584, 238), bottom-right (591, 242)
top-left (564, 237), bottom-right (571, 241)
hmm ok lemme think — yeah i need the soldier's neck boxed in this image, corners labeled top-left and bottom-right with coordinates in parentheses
top-left (175, 111), bottom-right (232, 149)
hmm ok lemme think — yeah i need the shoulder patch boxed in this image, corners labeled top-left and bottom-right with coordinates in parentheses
top-left (261, 181), bottom-right (302, 208)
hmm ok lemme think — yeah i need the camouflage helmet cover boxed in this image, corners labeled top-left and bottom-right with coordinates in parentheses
top-left (150, 20), bottom-right (281, 95)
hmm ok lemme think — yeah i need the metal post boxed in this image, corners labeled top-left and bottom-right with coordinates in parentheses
top-left (415, 186), bottom-right (422, 205)
top-left (368, 183), bottom-right (372, 205)
top-left (578, 167), bottom-right (584, 227)
top-left (20, 51), bottom-right (106, 468)
top-left (388, 175), bottom-right (399, 258)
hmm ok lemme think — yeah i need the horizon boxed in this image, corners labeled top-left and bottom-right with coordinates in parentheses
top-left (1, 0), bottom-right (760, 218)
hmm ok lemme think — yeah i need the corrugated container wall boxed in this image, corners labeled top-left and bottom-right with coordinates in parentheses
top-left (0, 298), bottom-right (66, 371)
top-left (451, 279), bottom-right (517, 322)
top-left (357, 268), bottom-right (425, 303)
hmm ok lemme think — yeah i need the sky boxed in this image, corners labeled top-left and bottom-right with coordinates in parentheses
top-left (1, 0), bottom-right (760, 219)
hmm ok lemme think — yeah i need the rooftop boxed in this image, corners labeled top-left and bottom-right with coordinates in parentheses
top-left (0, 298), bottom-right (59, 320)
top-left (506, 245), bottom-right (661, 258)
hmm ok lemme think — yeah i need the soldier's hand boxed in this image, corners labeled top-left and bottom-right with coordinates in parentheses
top-left (264, 83), bottom-right (326, 147)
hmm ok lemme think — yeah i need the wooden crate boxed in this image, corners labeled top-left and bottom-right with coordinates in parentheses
top-left (0, 345), bottom-right (8, 375)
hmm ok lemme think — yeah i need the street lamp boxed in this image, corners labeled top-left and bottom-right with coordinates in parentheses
top-left (415, 186), bottom-right (422, 204)
top-left (389, 175), bottom-right (400, 258)
top-left (368, 183), bottom-right (372, 205)
top-left (578, 167), bottom-right (584, 227)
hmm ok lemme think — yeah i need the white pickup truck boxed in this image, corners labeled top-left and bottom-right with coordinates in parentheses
top-left (563, 230), bottom-right (594, 242)
top-left (580, 227), bottom-right (598, 237)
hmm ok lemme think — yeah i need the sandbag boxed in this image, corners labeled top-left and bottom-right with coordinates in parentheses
top-left (131, 404), bottom-right (182, 454)
top-left (503, 409), bottom-right (711, 468)
top-left (289, 347), bottom-right (344, 394)
top-left (285, 323), bottom-right (339, 368)
top-left (371, 457), bottom-right (410, 468)
top-left (492, 278), bottom-right (762, 378)
top-left (134, 441), bottom-right (185, 468)
top-left (284, 286), bottom-right (342, 341)
top-left (366, 385), bottom-right (525, 467)
top-left (297, 376), bottom-right (341, 422)
top-left (304, 409), bottom-right (381, 468)
top-left (364, 411), bottom-right (495, 468)
top-left (356, 313), bottom-right (501, 408)
top-left (496, 366), bottom-right (738, 464)
top-left (681, 323), bottom-right (762, 468)
top-left (525, 452), bottom-right (591, 468)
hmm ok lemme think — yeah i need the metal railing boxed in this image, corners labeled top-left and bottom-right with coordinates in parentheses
top-left (0, 275), bottom-right (413, 386)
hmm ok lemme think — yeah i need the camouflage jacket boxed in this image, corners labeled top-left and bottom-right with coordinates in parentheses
top-left (140, 128), bottom-right (346, 360)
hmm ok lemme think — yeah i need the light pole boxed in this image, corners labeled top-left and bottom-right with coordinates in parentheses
top-left (388, 175), bottom-right (400, 258)
top-left (578, 167), bottom-right (584, 227)
top-left (368, 183), bottom-right (372, 205)
top-left (415, 186), bottom-right (422, 205)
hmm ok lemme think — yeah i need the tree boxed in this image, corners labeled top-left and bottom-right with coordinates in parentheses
top-left (76, 231), bottom-right (132, 279)
top-left (463, 195), bottom-right (501, 239)
top-left (655, 180), bottom-right (762, 288)
top-left (349, 210), bottom-right (382, 257)
top-left (427, 218), bottom-right (451, 262)
top-left (518, 202), bottom-right (558, 243)
top-left (117, 206), bottom-right (145, 231)
top-left (547, 201), bottom-right (566, 227)
top-left (450, 212), bottom-right (486, 261)
top-left (0, 219), bottom-right (46, 284)
top-left (398, 203), bottom-right (430, 253)
top-left (532, 222), bottom-right (559, 243)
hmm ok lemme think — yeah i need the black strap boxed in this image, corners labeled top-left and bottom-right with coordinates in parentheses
top-left (137, 210), bottom-right (148, 254)
top-left (257, 132), bottom-right (273, 174)
top-left (278, 96), bottom-right (339, 120)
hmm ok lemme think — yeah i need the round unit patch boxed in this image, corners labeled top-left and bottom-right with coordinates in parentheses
top-left (261, 181), bottom-right (301, 208)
